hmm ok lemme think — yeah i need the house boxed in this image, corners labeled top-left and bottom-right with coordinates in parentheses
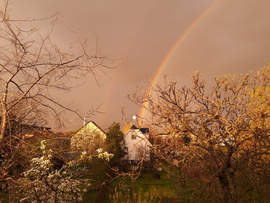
top-left (122, 125), bottom-right (152, 167)
top-left (22, 128), bottom-right (73, 155)
top-left (70, 121), bottom-right (106, 154)
top-left (13, 123), bottom-right (52, 147)
top-left (14, 123), bottom-right (51, 139)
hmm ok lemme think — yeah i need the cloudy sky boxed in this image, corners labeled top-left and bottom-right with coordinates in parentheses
top-left (9, 0), bottom-right (270, 131)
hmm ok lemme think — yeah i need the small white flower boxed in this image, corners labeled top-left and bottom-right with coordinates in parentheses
top-left (40, 140), bottom-right (46, 150)
top-left (96, 148), bottom-right (103, 153)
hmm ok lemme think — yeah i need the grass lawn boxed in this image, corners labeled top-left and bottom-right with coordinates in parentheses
top-left (134, 170), bottom-right (178, 199)
top-left (105, 169), bottom-right (180, 202)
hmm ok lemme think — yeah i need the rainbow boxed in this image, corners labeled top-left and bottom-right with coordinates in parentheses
top-left (139, 0), bottom-right (221, 121)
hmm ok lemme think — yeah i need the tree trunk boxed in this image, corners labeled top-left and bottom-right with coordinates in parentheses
top-left (0, 88), bottom-right (8, 144)
top-left (218, 171), bottom-right (232, 203)
top-left (0, 106), bottom-right (7, 144)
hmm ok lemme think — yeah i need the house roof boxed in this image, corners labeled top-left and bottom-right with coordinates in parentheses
top-left (73, 120), bottom-right (106, 135)
top-left (130, 125), bottom-right (138, 129)
top-left (130, 125), bottom-right (149, 134)
top-left (140, 128), bottom-right (149, 134)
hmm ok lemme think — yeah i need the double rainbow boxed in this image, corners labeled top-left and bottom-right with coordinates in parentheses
top-left (139, 0), bottom-right (221, 121)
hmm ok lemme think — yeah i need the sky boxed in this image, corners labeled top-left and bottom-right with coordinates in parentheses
top-left (9, 0), bottom-right (270, 132)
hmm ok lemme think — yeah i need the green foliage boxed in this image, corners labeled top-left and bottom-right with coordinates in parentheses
top-left (81, 157), bottom-right (109, 203)
top-left (105, 122), bottom-right (125, 164)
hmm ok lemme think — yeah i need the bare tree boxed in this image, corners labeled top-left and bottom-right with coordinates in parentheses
top-left (0, 1), bottom-right (113, 143)
top-left (129, 66), bottom-right (270, 202)
top-left (0, 1), bottom-right (116, 191)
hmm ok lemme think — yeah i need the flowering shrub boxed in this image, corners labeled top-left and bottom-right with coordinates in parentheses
top-left (96, 148), bottom-right (114, 161)
top-left (17, 140), bottom-right (90, 203)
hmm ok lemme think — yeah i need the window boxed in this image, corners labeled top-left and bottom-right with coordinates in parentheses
top-left (131, 134), bottom-right (136, 139)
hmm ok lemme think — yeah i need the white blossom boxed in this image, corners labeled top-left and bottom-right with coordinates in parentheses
top-left (97, 149), bottom-right (114, 161)
top-left (19, 141), bottom-right (90, 203)
top-left (96, 148), bottom-right (103, 153)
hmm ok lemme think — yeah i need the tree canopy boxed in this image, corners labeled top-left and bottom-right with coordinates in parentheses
top-left (129, 65), bottom-right (270, 202)
top-left (0, 2), bottom-right (112, 143)
top-left (105, 122), bottom-right (125, 165)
